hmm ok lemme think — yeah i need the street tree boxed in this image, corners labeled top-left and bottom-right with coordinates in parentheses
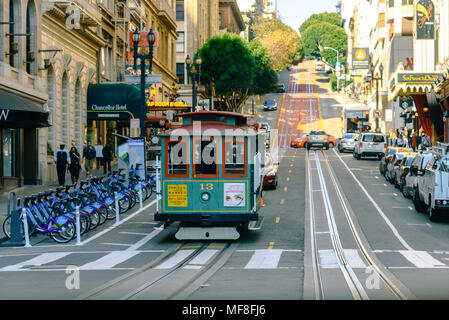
top-left (199, 32), bottom-right (256, 113)
top-left (247, 41), bottom-right (279, 96)
top-left (299, 12), bottom-right (341, 36)
top-left (252, 18), bottom-right (302, 71)
top-left (301, 22), bottom-right (347, 66)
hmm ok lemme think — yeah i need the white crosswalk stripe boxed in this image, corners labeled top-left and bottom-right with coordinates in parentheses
top-left (80, 251), bottom-right (140, 270)
top-left (398, 250), bottom-right (447, 268)
top-left (0, 252), bottom-right (71, 271)
top-left (244, 249), bottom-right (283, 269)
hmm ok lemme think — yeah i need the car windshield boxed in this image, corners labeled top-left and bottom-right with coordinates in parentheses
top-left (265, 100), bottom-right (276, 106)
top-left (343, 134), bottom-right (355, 139)
top-left (301, 135), bottom-right (308, 138)
top-left (362, 135), bottom-right (385, 142)
top-left (310, 131), bottom-right (325, 135)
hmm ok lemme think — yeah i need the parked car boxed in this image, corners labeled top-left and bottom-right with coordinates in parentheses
top-left (403, 153), bottom-right (433, 199)
top-left (315, 62), bottom-right (324, 71)
top-left (263, 99), bottom-right (277, 111)
top-left (306, 130), bottom-right (329, 150)
top-left (327, 134), bottom-right (336, 147)
top-left (353, 133), bottom-right (386, 160)
top-left (277, 83), bottom-right (286, 93)
top-left (337, 133), bottom-right (356, 152)
top-left (263, 153), bottom-right (279, 189)
top-left (379, 147), bottom-right (413, 176)
top-left (291, 134), bottom-right (309, 148)
top-left (396, 154), bottom-right (416, 191)
top-left (385, 153), bottom-right (405, 184)
top-left (414, 152), bottom-right (449, 221)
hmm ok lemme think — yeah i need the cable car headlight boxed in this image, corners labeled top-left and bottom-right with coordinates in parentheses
top-left (201, 192), bottom-right (210, 201)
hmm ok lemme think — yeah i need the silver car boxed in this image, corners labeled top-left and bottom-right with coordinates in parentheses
top-left (337, 133), bottom-right (356, 153)
top-left (385, 153), bottom-right (405, 184)
top-left (403, 153), bottom-right (433, 198)
top-left (306, 130), bottom-right (329, 150)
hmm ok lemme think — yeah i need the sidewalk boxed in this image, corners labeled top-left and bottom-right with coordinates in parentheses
top-left (0, 165), bottom-right (116, 242)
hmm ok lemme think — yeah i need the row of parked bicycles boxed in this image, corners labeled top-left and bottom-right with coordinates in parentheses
top-left (379, 143), bottom-right (449, 222)
top-left (2, 164), bottom-right (158, 243)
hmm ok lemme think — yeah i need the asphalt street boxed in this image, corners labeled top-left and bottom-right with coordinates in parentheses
top-left (3, 62), bottom-right (449, 300)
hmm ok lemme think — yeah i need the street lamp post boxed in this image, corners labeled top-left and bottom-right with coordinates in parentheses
top-left (370, 63), bottom-right (384, 132)
top-left (185, 54), bottom-right (202, 112)
top-left (324, 46), bottom-right (340, 91)
top-left (132, 29), bottom-right (156, 139)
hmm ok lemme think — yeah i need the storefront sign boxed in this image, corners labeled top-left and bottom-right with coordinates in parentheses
top-left (167, 185), bottom-right (188, 207)
top-left (345, 110), bottom-right (367, 119)
top-left (224, 183), bottom-right (245, 207)
top-left (147, 101), bottom-right (190, 111)
top-left (352, 47), bottom-right (370, 70)
top-left (397, 73), bottom-right (440, 83)
top-left (416, 0), bottom-right (435, 40)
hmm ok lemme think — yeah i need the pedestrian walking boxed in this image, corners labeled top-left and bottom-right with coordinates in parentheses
top-left (68, 146), bottom-right (82, 184)
top-left (421, 132), bottom-right (431, 150)
top-left (102, 143), bottom-right (113, 174)
top-left (94, 143), bottom-right (103, 170)
top-left (83, 141), bottom-right (96, 177)
top-left (54, 142), bottom-right (70, 186)
top-left (397, 135), bottom-right (405, 147)
top-left (411, 132), bottom-right (417, 152)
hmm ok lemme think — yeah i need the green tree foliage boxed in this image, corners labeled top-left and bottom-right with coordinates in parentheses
top-left (252, 18), bottom-right (303, 71)
top-left (301, 22), bottom-right (347, 66)
top-left (198, 32), bottom-right (256, 112)
top-left (299, 12), bottom-right (342, 36)
top-left (247, 41), bottom-right (279, 96)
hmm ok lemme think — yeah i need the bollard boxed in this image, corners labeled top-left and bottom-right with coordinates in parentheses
top-left (22, 208), bottom-right (32, 248)
top-left (139, 181), bottom-right (143, 210)
top-left (75, 206), bottom-right (82, 246)
top-left (156, 155), bottom-right (160, 214)
top-left (114, 191), bottom-right (120, 225)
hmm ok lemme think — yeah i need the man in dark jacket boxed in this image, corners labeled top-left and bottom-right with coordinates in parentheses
top-left (102, 143), bottom-right (113, 174)
top-left (54, 142), bottom-right (71, 186)
top-left (83, 141), bottom-right (96, 177)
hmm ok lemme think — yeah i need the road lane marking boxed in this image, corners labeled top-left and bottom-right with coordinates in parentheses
top-left (288, 170), bottom-right (292, 173)
top-left (80, 251), bottom-right (140, 270)
top-left (101, 242), bottom-right (133, 247)
top-left (188, 249), bottom-right (219, 265)
top-left (268, 242), bottom-right (275, 250)
top-left (280, 199), bottom-right (285, 205)
top-left (275, 217), bottom-right (280, 223)
top-left (344, 249), bottom-right (367, 268)
top-left (318, 250), bottom-right (339, 269)
top-left (0, 252), bottom-right (72, 271)
top-left (119, 232), bottom-right (149, 236)
top-left (155, 250), bottom-right (195, 269)
top-left (286, 177), bottom-right (290, 182)
top-left (290, 164), bottom-right (294, 167)
top-left (284, 186), bottom-right (288, 191)
top-left (333, 149), bottom-right (414, 251)
top-left (244, 249), bottom-right (282, 269)
top-left (398, 250), bottom-right (446, 268)
top-left (407, 223), bottom-right (432, 228)
top-left (127, 228), bottom-right (163, 251)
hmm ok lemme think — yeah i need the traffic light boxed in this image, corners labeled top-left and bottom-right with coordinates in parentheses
top-left (171, 82), bottom-right (179, 101)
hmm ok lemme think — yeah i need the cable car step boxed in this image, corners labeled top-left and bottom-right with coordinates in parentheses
top-left (175, 227), bottom-right (240, 240)
top-left (248, 216), bottom-right (264, 231)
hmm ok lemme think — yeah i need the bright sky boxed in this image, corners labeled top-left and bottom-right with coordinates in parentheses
top-left (277, 0), bottom-right (339, 34)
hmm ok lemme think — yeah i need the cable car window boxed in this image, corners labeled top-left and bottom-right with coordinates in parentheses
top-left (194, 138), bottom-right (218, 177)
top-left (166, 140), bottom-right (189, 177)
top-left (223, 139), bottom-right (246, 177)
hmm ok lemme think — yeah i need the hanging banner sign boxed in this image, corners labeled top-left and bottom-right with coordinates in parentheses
top-left (126, 31), bottom-right (159, 75)
top-left (416, 0), bottom-right (435, 40)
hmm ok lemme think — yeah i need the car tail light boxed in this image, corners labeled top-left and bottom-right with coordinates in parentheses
top-left (360, 142), bottom-right (362, 147)
top-left (436, 200), bottom-right (441, 205)
top-left (341, 140), bottom-right (346, 143)
top-left (384, 143), bottom-right (387, 148)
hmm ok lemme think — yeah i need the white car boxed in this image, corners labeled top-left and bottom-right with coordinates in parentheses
top-left (403, 153), bottom-right (433, 198)
top-left (353, 133), bottom-right (386, 160)
top-left (414, 153), bottom-right (449, 221)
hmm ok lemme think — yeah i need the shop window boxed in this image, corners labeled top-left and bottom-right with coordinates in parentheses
top-left (3, 129), bottom-right (17, 177)
top-left (223, 138), bottom-right (246, 178)
top-left (166, 140), bottom-right (189, 177)
top-left (193, 137), bottom-right (217, 178)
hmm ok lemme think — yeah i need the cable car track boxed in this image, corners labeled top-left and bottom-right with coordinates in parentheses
top-left (307, 148), bottom-right (407, 300)
top-left (80, 240), bottom-right (233, 300)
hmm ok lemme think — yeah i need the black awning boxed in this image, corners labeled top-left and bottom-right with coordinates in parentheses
top-left (0, 90), bottom-right (50, 128)
top-left (87, 83), bottom-right (141, 120)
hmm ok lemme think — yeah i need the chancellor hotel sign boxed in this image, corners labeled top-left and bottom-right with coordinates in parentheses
top-left (397, 73), bottom-right (441, 84)
top-left (90, 104), bottom-right (127, 111)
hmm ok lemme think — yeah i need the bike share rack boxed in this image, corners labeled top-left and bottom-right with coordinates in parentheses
top-left (0, 192), bottom-right (23, 247)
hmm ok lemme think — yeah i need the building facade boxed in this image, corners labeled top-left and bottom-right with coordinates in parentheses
top-left (0, 0), bottom-right (50, 191)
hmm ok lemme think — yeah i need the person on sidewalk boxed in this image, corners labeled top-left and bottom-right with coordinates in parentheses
top-left (421, 132), bottom-right (431, 151)
top-left (54, 143), bottom-right (70, 186)
top-left (83, 141), bottom-right (96, 177)
top-left (68, 146), bottom-right (82, 184)
top-left (102, 143), bottom-right (113, 174)
top-left (411, 132), bottom-right (417, 152)
top-left (94, 143), bottom-right (103, 170)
